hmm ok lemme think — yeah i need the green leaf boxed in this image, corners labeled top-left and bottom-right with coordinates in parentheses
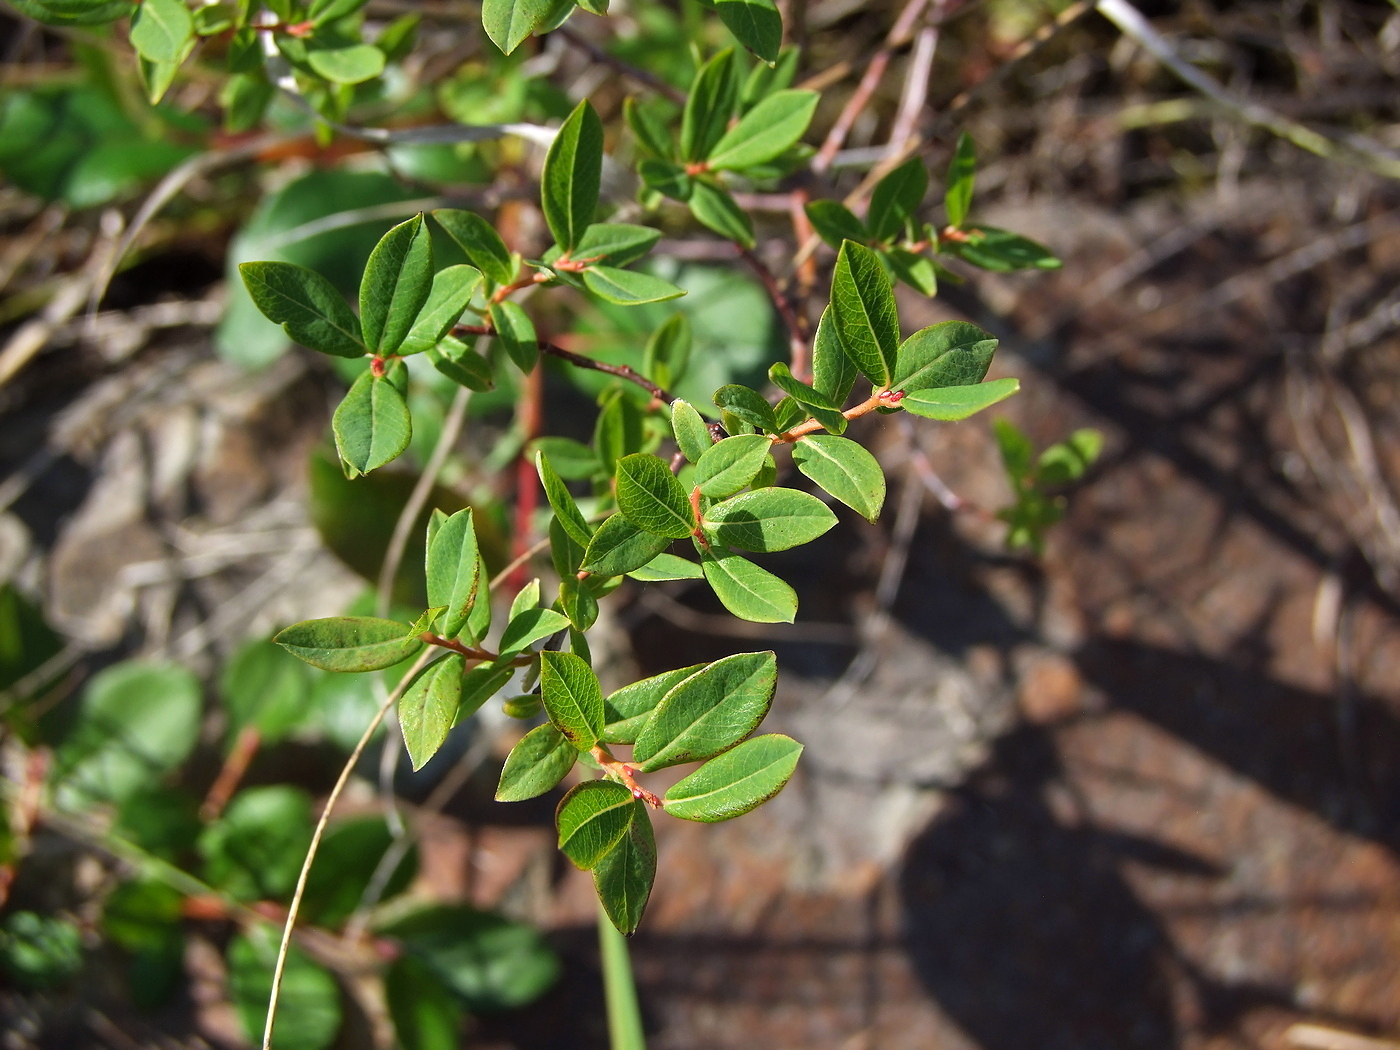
top-left (52, 662), bottom-right (200, 810)
top-left (602, 664), bottom-right (703, 744)
top-left (481, 0), bottom-right (551, 54)
top-left (221, 638), bottom-right (312, 744)
top-left (429, 337), bottom-right (495, 391)
top-left (398, 265), bottom-right (480, 356)
top-left (138, 50), bottom-right (184, 107)
top-left (489, 300), bottom-right (538, 373)
top-left (741, 44), bottom-right (798, 106)
top-left (715, 0), bottom-right (782, 64)
top-left (582, 266), bottom-right (686, 305)
top-left (994, 417), bottom-right (1034, 483)
top-left (309, 0), bottom-right (371, 23)
top-left (768, 362), bottom-right (846, 434)
top-left (805, 200), bottom-right (868, 251)
top-left (886, 247), bottom-right (938, 297)
top-left (670, 399), bottom-right (712, 463)
top-left (385, 956), bottom-right (464, 1050)
top-left (901, 377), bottom-right (1019, 420)
top-left (495, 723), bottom-right (577, 801)
top-left (713, 384), bottom-right (777, 433)
top-left (594, 801), bottom-right (656, 934)
top-left (681, 49), bottom-right (738, 162)
top-left (550, 515), bottom-right (585, 579)
top-left (537, 450), bottom-right (592, 548)
top-left (541, 100), bottom-right (603, 252)
top-left (275, 616), bottom-right (423, 672)
top-left (663, 734), bottom-right (801, 821)
top-left (643, 313), bottom-right (692, 389)
top-left (239, 261), bottom-right (365, 358)
top-left (130, 0), bottom-right (193, 63)
top-left (360, 214), bottom-right (434, 355)
top-left (555, 781), bottom-right (634, 869)
top-left (707, 90), bottom-right (817, 171)
top-left (830, 241), bottom-right (899, 388)
top-left (700, 547), bottom-right (797, 624)
top-left (688, 180), bottom-right (755, 248)
top-left (306, 42), bottom-right (385, 84)
top-left (944, 225), bottom-right (1060, 271)
top-left (425, 508), bottom-right (480, 639)
top-left (594, 389), bottom-right (644, 474)
top-left (540, 650), bottom-right (604, 750)
top-left (558, 577), bottom-right (599, 631)
top-left (867, 157), bottom-right (927, 244)
top-left (791, 434), bottom-right (885, 522)
top-left (200, 786), bottom-right (312, 901)
top-left (457, 662), bottom-right (513, 722)
top-left (498, 608), bottom-right (570, 658)
top-left (632, 650), bottom-right (776, 771)
top-left (703, 488), bottom-right (837, 552)
top-left (694, 433), bottom-right (771, 498)
top-left (626, 553), bottom-right (704, 582)
top-left (399, 654), bottom-right (465, 771)
top-left (944, 131), bottom-right (976, 227)
top-left (228, 928), bottom-right (341, 1050)
top-left (508, 579), bottom-right (540, 622)
top-left (381, 905), bottom-right (559, 1012)
top-left (333, 371), bottom-right (412, 475)
top-left (432, 209), bottom-right (515, 287)
top-left (624, 97), bottom-right (674, 161)
top-left (581, 514), bottom-right (671, 576)
top-left (571, 223), bottom-right (661, 268)
top-left (615, 453), bottom-right (695, 539)
top-left (811, 304), bottom-right (857, 406)
top-left (892, 320), bottom-right (998, 391)
top-left (302, 817), bottom-right (415, 927)
top-left (638, 158), bottom-right (692, 201)
top-left (529, 437), bottom-right (599, 480)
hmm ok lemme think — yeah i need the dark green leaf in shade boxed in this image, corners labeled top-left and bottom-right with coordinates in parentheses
top-left (398, 265), bottom-right (480, 356)
top-left (227, 928), bottom-right (341, 1050)
top-left (385, 956), bottom-right (464, 1050)
top-left (457, 662), bottom-right (514, 723)
top-left (558, 577), bottom-right (599, 631)
top-left (540, 650), bottom-right (604, 750)
top-left (702, 488), bottom-right (837, 552)
top-left (626, 553), bottom-right (704, 582)
top-left (688, 180), bottom-right (755, 248)
top-left (496, 723), bottom-right (577, 801)
top-left (594, 801), bottom-right (656, 934)
top-left (714, 0), bottom-right (782, 64)
top-left (221, 73), bottom-right (274, 134)
top-left (891, 320), bottom-right (998, 391)
top-left (768, 363), bottom-right (847, 433)
top-left (805, 199), bottom-right (868, 251)
top-left (944, 131), bottom-right (976, 227)
top-left (681, 49), bottom-right (738, 162)
top-left (489, 300), bottom-right (538, 373)
top-left (379, 905), bottom-right (559, 1012)
top-left (830, 240), bottom-right (899, 388)
top-left (426, 507), bottom-right (481, 639)
top-left (537, 450), bottom-right (593, 548)
top-left (539, 0), bottom-right (577, 31)
top-left (130, 0), bottom-right (192, 62)
top-left (497, 608), bottom-right (570, 659)
top-left (791, 434), bottom-right (885, 522)
top-left (555, 781), bottom-right (635, 869)
top-left (694, 434), bottom-right (771, 498)
top-left (707, 90), bottom-right (817, 171)
top-left (431, 209), bottom-right (515, 287)
top-left (866, 157), bottom-right (927, 245)
top-left (306, 42), bottom-right (385, 84)
top-left (428, 337), bottom-right (494, 391)
top-left (900, 377), bottom-right (1019, 420)
top-left (239, 261), bottom-right (365, 358)
top-left (301, 817), bottom-right (416, 928)
top-left (631, 650), bottom-right (776, 771)
top-left (550, 516), bottom-right (585, 579)
top-left (594, 389), bottom-right (645, 474)
top-left (615, 453), bottom-right (695, 539)
top-left (713, 384), bottom-right (777, 433)
top-left (663, 734), bottom-right (802, 821)
top-left (200, 786), bottom-right (312, 901)
top-left (581, 514), bottom-right (671, 576)
top-left (481, 0), bottom-right (552, 54)
top-left (943, 225), bottom-right (1061, 271)
top-left (541, 100), bottom-right (604, 251)
top-left (360, 214), bottom-right (434, 355)
top-left (530, 437), bottom-right (599, 480)
top-left (624, 97), bottom-right (675, 161)
top-left (811, 304), bottom-right (857, 406)
top-left (700, 547), bottom-right (797, 623)
top-left (644, 313), bottom-right (692, 389)
top-left (333, 371), bottom-right (412, 476)
top-left (221, 638), bottom-right (312, 744)
top-left (638, 159), bottom-right (692, 201)
top-left (886, 247), bottom-right (938, 296)
top-left (571, 223), bottom-right (662, 268)
top-left (275, 616), bottom-right (423, 672)
top-left (670, 399), bottom-right (712, 463)
top-left (582, 266), bottom-right (687, 305)
top-left (399, 654), bottom-right (465, 771)
top-left (602, 664), bottom-right (704, 744)
top-left (741, 45), bottom-right (798, 107)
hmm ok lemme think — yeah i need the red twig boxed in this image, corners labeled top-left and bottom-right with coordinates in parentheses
top-left (201, 726), bottom-right (261, 823)
top-left (453, 324), bottom-right (674, 404)
top-left (591, 745), bottom-right (663, 808)
top-left (510, 364), bottom-right (542, 592)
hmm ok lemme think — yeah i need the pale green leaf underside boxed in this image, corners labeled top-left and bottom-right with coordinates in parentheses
top-left (900, 378), bottom-right (1019, 420)
top-left (663, 734), bottom-right (802, 822)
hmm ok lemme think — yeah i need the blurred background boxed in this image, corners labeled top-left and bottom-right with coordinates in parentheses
top-left (3, 0), bottom-right (1400, 1048)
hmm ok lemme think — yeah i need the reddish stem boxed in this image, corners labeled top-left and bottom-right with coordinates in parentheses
top-left (591, 746), bottom-right (664, 808)
top-left (201, 726), bottom-right (261, 823)
top-left (453, 324), bottom-right (674, 404)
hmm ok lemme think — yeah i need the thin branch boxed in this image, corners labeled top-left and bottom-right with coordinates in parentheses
top-left (261, 647), bottom-right (435, 1050)
top-left (738, 246), bottom-right (810, 377)
top-left (556, 26), bottom-right (687, 105)
top-left (453, 324), bottom-right (674, 403)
